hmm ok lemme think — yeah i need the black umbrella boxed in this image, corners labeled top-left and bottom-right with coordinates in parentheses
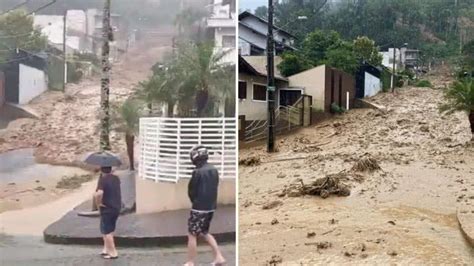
top-left (84, 151), bottom-right (122, 167)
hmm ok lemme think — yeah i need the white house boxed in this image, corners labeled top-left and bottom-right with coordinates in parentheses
top-left (206, 0), bottom-right (237, 64)
top-left (238, 11), bottom-right (296, 56)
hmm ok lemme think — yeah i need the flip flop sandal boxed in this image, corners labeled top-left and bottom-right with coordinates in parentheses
top-left (211, 262), bottom-right (226, 266)
top-left (102, 255), bottom-right (119, 260)
top-left (99, 252), bottom-right (107, 256)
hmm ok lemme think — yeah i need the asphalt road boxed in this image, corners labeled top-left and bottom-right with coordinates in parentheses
top-left (0, 235), bottom-right (236, 266)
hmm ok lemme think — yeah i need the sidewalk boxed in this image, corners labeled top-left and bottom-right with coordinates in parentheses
top-left (43, 172), bottom-right (235, 246)
top-left (44, 206), bottom-right (235, 246)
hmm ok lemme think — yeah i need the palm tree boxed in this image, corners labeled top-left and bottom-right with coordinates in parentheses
top-left (138, 58), bottom-right (182, 117)
top-left (440, 78), bottom-right (474, 137)
top-left (112, 98), bottom-right (142, 170)
top-left (174, 7), bottom-right (208, 37)
top-left (177, 42), bottom-right (233, 117)
top-left (100, 0), bottom-right (112, 151)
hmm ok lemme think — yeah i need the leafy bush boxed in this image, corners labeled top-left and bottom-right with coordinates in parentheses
top-left (415, 79), bottom-right (432, 88)
top-left (330, 103), bottom-right (346, 114)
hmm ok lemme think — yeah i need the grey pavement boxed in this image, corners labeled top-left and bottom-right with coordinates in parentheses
top-left (0, 235), bottom-right (235, 266)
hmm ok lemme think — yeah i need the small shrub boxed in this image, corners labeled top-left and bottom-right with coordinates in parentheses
top-left (331, 103), bottom-right (346, 114)
top-left (415, 79), bottom-right (432, 88)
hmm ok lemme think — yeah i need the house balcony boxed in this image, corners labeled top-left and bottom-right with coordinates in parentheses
top-left (214, 47), bottom-right (236, 65)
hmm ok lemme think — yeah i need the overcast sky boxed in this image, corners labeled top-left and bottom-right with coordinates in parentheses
top-left (239, 0), bottom-right (267, 12)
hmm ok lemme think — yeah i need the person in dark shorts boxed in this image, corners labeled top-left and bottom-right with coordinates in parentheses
top-left (184, 146), bottom-right (226, 266)
top-left (94, 166), bottom-right (121, 260)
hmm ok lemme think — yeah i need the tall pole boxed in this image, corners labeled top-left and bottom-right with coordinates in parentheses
top-left (100, 0), bottom-right (111, 151)
top-left (267, 0), bottom-right (276, 152)
top-left (63, 10), bottom-right (67, 90)
top-left (391, 46), bottom-right (396, 93)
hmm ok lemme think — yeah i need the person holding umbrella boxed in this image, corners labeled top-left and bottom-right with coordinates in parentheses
top-left (185, 146), bottom-right (226, 266)
top-left (85, 151), bottom-right (122, 260)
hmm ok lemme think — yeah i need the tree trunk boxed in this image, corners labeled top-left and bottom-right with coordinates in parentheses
top-left (100, 0), bottom-right (112, 151)
top-left (167, 101), bottom-right (174, 117)
top-left (126, 133), bottom-right (135, 171)
top-left (469, 111), bottom-right (474, 134)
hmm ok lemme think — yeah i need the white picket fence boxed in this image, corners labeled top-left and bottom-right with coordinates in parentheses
top-left (139, 117), bottom-right (237, 183)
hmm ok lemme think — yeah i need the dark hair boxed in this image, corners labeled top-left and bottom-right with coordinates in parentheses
top-left (101, 166), bottom-right (112, 174)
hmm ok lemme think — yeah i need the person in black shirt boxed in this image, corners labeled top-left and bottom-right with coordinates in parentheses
top-left (185, 146), bottom-right (225, 266)
top-left (94, 166), bottom-right (121, 260)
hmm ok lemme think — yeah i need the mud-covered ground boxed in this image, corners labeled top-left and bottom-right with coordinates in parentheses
top-left (239, 69), bottom-right (474, 265)
top-left (0, 28), bottom-right (174, 169)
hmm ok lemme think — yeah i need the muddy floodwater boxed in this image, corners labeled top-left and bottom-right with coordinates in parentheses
top-left (239, 76), bottom-right (474, 264)
top-left (0, 149), bottom-right (90, 213)
top-left (0, 149), bottom-right (87, 184)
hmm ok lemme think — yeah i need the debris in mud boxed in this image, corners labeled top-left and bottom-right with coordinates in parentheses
top-left (34, 186), bottom-right (46, 191)
top-left (420, 125), bottom-right (430, 132)
top-left (307, 232), bottom-right (316, 238)
top-left (388, 220), bottom-right (396, 225)
top-left (271, 218), bottom-right (279, 225)
top-left (267, 255), bottom-right (283, 265)
top-left (352, 157), bottom-right (381, 172)
top-left (282, 173), bottom-right (351, 199)
top-left (316, 241), bottom-right (332, 250)
top-left (387, 250), bottom-right (398, 256)
top-left (239, 156), bottom-right (261, 166)
top-left (277, 173), bottom-right (286, 179)
top-left (242, 201), bottom-right (252, 208)
top-left (262, 200), bottom-right (283, 210)
top-left (56, 174), bottom-right (94, 189)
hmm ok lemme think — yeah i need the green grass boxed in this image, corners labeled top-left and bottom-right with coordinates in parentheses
top-left (415, 79), bottom-right (433, 88)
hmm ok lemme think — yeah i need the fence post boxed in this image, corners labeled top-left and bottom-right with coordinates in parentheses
top-left (301, 96), bottom-right (305, 126)
top-left (221, 119), bottom-right (225, 178)
top-left (176, 119), bottom-right (181, 181)
top-left (239, 115), bottom-right (246, 141)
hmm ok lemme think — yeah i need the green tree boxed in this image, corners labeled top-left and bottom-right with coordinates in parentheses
top-left (254, 6), bottom-right (268, 19)
top-left (278, 30), bottom-right (378, 76)
top-left (440, 79), bottom-right (474, 137)
top-left (278, 52), bottom-right (311, 76)
top-left (0, 10), bottom-right (47, 63)
top-left (353, 36), bottom-right (383, 66)
top-left (177, 41), bottom-right (233, 116)
top-left (325, 42), bottom-right (359, 74)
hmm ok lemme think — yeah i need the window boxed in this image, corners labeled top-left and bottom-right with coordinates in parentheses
top-left (222, 36), bottom-right (235, 48)
top-left (253, 84), bottom-right (267, 101)
top-left (239, 81), bottom-right (247, 99)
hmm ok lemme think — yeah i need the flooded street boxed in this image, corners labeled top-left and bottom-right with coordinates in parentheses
top-left (0, 235), bottom-right (236, 266)
top-left (239, 70), bottom-right (474, 264)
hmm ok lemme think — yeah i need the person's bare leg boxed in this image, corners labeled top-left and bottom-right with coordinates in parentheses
top-left (184, 233), bottom-right (197, 266)
top-left (104, 233), bottom-right (118, 257)
top-left (102, 236), bottom-right (107, 254)
top-left (204, 234), bottom-right (225, 264)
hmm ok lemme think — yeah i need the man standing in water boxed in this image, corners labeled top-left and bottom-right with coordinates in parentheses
top-left (185, 146), bottom-right (226, 266)
top-left (94, 166), bottom-right (121, 260)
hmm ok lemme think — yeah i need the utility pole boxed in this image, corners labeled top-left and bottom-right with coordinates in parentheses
top-left (100, 0), bottom-right (112, 151)
top-left (63, 10), bottom-right (67, 91)
top-left (267, 0), bottom-right (276, 152)
top-left (391, 46), bottom-right (396, 93)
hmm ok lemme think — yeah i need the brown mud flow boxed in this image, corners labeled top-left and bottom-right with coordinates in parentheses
top-left (239, 68), bottom-right (474, 265)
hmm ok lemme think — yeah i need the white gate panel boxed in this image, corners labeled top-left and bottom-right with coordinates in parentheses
top-left (139, 117), bottom-right (237, 183)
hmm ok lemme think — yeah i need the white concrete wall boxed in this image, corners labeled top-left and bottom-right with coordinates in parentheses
top-left (18, 64), bottom-right (47, 105)
top-left (288, 65), bottom-right (326, 110)
top-left (136, 177), bottom-right (235, 214)
top-left (238, 73), bottom-right (268, 121)
top-left (381, 48), bottom-right (401, 71)
top-left (364, 72), bottom-right (382, 97)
